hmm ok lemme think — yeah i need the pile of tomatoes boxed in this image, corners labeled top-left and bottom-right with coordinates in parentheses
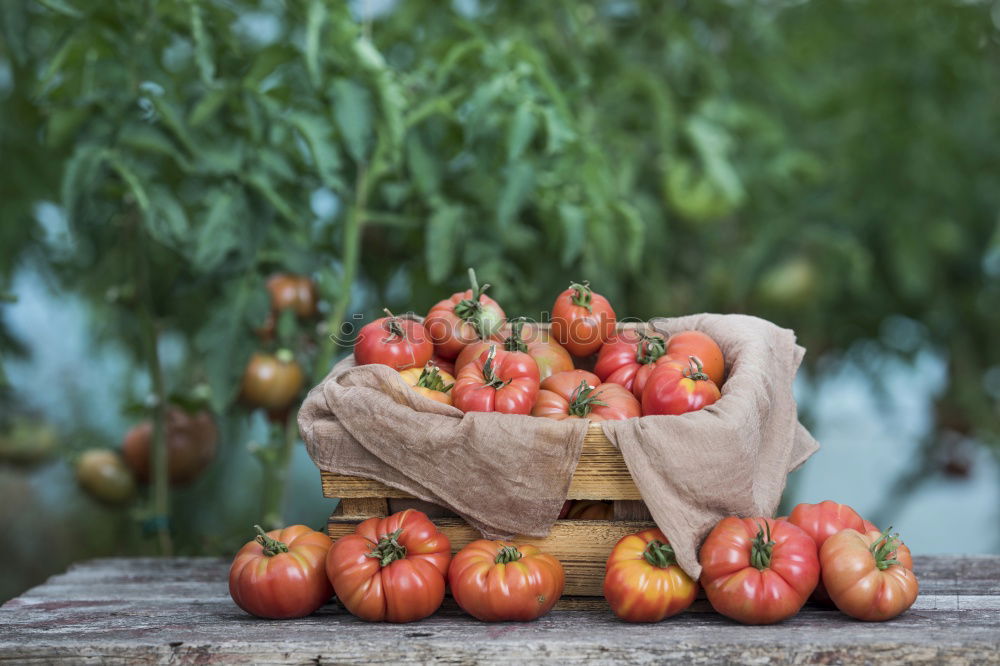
top-left (354, 269), bottom-right (724, 419)
top-left (229, 500), bottom-right (918, 625)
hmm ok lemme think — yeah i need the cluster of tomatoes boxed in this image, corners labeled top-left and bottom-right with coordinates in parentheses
top-left (229, 500), bottom-right (918, 625)
top-left (355, 269), bottom-right (724, 419)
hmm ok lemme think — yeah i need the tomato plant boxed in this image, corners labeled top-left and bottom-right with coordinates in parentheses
top-left (452, 345), bottom-right (540, 414)
top-left (820, 527), bottom-right (918, 621)
top-left (122, 407), bottom-right (217, 485)
top-left (354, 310), bottom-right (433, 371)
top-left (787, 500), bottom-right (870, 602)
top-left (700, 517), bottom-right (819, 624)
top-left (75, 449), bottom-right (135, 504)
top-left (664, 331), bottom-right (725, 386)
top-left (594, 329), bottom-right (669, 397)
top-left (326, 509), bottom-right (451, 623)
top-left (565, 500), bottom-right (614, 520)
top-left (424, 269), bottom-right (506, 359)
top-left (532, 370), bottom-right (640, 421)
top-left (454, 318), bottom-right (573, 382)
top-left (229, 525), bottom-right (333, 619)
top-left (550, 282), bottom-right (616, 357)
top-left (642, 357), bottom-right (721, 416)
top-left (448, 539), bottom-right (565, 621)
top-left (398, 363), bottom-right (455, 405)
top-left (604, 528), bottom-right (698, 622)
top-left (241, 350), bottom-right (305, 411)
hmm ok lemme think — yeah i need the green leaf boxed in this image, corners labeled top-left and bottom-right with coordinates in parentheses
top-left (330, 78), bottom-right (373, 163)
top-left (117, 124), bottom-right (192, 170)
top-left (615, 201), bottom-right (645, 270)
top-left (187, 0), bottom-right (215, 85)
top-left (496, 162), bottom-right (534, 228)
top-left (148, 186), bottom-right (191, 250)
top-left (193, 189), bottom-right (245, 271)
top-left (507, 104), bottom-right (537, 161)
top-left (244, 172), bottom-right (302, 226)
top-left (426, 205), bottom-right (463, 284)
top-left (406, 133), bottom-right (440, 197)
top-left (35, 0), bottom-right (82, 19)
top-left (107, 152), bottom-right (152, 217)
top-left (287, 111), bottom-right (343, 188)
top-left (541, 105), bottom-right (575, 154)
top-left (304, 0), bottom-right (325, 87)
top-left (558, 203), bottom-right (586, 266)
top-left (189, 88), bottom-right (229, 127)
top-left (60, 145), bottom-right (107, 228)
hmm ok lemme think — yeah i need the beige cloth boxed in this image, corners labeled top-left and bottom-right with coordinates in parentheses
top-left (299, 313), bottom-right (818, 579)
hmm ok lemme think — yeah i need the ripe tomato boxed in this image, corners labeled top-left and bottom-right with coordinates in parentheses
top-left (532, 370), bottom-right (641, 421)
top-left (448, 539), bottom-right (565, 621)
top-left (604, 529), bottom-right (698, 622)
top-left (550, 281), bottom-right (616, 357)
top-left (594, 329), bottom-right (669, 397)
top-left (398, 363), bottom-right (455, 405)
top-left (326, 509), bottom-right (451, 623)
top-left (641, 357), bottom-right (721, 416)
top-left (241, 350), bottom-right (305, 411)
top-left (454, 319), bottom-right (573, 382)
top-left (452, 345), bottom-right (540, 415)
top-left (354, 310), bottom-right (433, 371)
top-left (565, 500), bottom-right (614, 520)
top-left (700, 517), bottom-right (820, 625)
top-left (664, 331), bottom-right (725, 386)
top-left (424, 268), bottom-right (506, 359)
top-left (267, 273), bottom-right (319, 318)
top-left (122, 407), bottom-right (217, 485)
top-left (75, 449), bottom-right (135, 504)
top-left (821, 528), bottom-right (918, 621)
top-left (787, 500), bottom-right (870, 603)
top-left (229, 525), bottom-right (333, 619)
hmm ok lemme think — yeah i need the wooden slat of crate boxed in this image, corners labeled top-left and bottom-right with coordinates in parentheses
top-left (320, 422), bottom-right (640, 501)
top-left (328, 515), bottom-right (653, 597)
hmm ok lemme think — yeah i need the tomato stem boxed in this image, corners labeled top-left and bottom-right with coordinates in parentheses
top-left (635, 332), bottom-right (667, 365)
top-left (254, 525), bottom-right (289, 557)
top-left (495, 545), bottom-right (522, 564)
top-left (416, 363), bottom-right (453, 393)
top-left (381, 308), bottom-right (406, 339)
top-left (869, 526), bottom-right (904, 570)
top-left (682, 355), bottom-right (710, 382)
top-left (480, 345), bottom-right (510, 390)
top-left (567, 380), bottom-right (608, 418)
top-left (750, 521), bottom-right (776, 571)
top-left (453, 268), bottom-right (498, 340)
top-left (642, 539), bottom-right (678, 568)
top-left (365, 528), bottom-right (407, 567)
top-left (568, 281), bottom-right (593, 313)
top-left (503, 317), bottom-right (529, 353)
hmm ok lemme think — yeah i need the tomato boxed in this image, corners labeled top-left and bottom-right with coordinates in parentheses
top-left (532, 370), bottom-right (641, 422)
top-left (454, 319), bottom-right (573, 382)
top-left (75, 449), bottom-right (135, 504)
top-left (594, 330), bottom-right (669, 397)
top-left (664, 331), bottom-right (725, 386)
top-left (820, 528), bottom-right (918, 621)
top-left (787, 500), bottom-right (870, 603)
top-left (0, 418), bottom-right (58, 465)
top-left (122, 407), bottom-right (217, 485)
top-left (452, 344), bottom-right (540, 415)
top-left (326, 509), bottom-right (451, 623)
top-left (424, 268), bottom-right (506, 359)
top-left (398, 363), bottom-right (455, 405)
top-left (565, 500), bottom-right (614, 520)
top-left (700, 517), bottom-right (819, 625)
top-left (229, 525), bottom-right (333, 619)
top-left (267, 273), bottom-right (319, 318)
top-left (241, 350), bottom-right (305, 412)
top-left (604, 528), bottom-right (698, 622)
top-left (448, 539), bottom-right (565, 621)
top-left (550, 281), bottom-right (616, 357)
top-left (641, 357), bottom-right (721, 416)
top-left (430, 354), bottom-right (455, 377)
top-left (354, 310), bottom-right (433, 371)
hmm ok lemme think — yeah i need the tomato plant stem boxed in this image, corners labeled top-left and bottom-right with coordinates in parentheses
top-left (260, 409), bottom-right (299, 530)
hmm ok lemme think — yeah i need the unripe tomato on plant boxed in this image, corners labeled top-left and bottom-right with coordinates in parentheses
top-left (266, 273), bottom-right (319, 318)
top-left (604, 528), bottom-right (698, 622)
top-left (821, 527), bottom-right (918, 621)
top-left (398, 363), bottom-right (455, 405)
top-left (452, 345), bottom-right (540, 415)
top-left (122, 407), bottom-right (218, 485)
top-left (532, 370), bottom-right (640, 422)
top-left (641, 356), bottom-right (721, 416)
top-left (229, 525), bottom-right (333, 619)
top-left (424, 268), bottom-right (506, 360)
top-left (326, 509), bottom-right (451, 623)
top-left (565, 500), bottom-right (614, 520)
top-left (75, 449), bottom-right (135, 504)
top-left (354, 309), bottom-right (433, 371)
top-left (241, 350), bottom-right (305, 411)
top-left (594, 329), bottom-right (670, 397)
top-left (787, 500), bottom-right (870, 603)
top-left (455, 318), bottom-right (573, 382)
top-left (550, 281), bottom-right (616, 357)
top-left (448, 539), bottom-right (565, 622)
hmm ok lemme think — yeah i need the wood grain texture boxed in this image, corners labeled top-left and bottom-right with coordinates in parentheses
top-left (1, 556), bottom-right (997, 664)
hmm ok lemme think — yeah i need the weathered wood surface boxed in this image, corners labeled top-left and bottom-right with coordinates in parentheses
top-left (1, 556), bottom-right (997, 664)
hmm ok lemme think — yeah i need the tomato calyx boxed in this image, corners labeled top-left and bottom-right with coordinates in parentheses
top-left (750, 522), bottom-right (776, 571)
top-left (274, 348), bottom-right (295, 364)
top-left (635, 332), bottom-right (666, 365)
top-left (503, 317), bottom-right (530, 353)
top-left (366, 528), bottom-right (408, 567)
top-left (415, 363), bottom-right (454, 393)
top-left (453, 268), bottom-right (497, 339)
top-left (643, 539), bottom-right (678, 568)
top-left (254, 525), bottom-right (290, 557)
top-left (567, 380), bottom-right (608, 418)
top-left (380, 308), bottom-right (408, 339)
top-left (480, 345), bottom-right (511, 390)
top-left (680, 355), bottom-right (710, 382)
top-left (869, 526), bottom-right (904, 570)
top-left (495, 545), bottom-right (523, 564)
top-left (568, 281), bottom-right (594, 313)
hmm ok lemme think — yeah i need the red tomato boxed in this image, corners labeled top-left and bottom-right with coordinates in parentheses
top-left (354, 309), bottom-right (433, 371)
top-left (821, 528), bottom-right (918, 621)
top-left (604, 529), bottom-right (698, 622)
top-left (455, 319), bottom-right (573, 382)
top-left (641, 357), bottom-right (721, 416)
top-left (326, 509), bottom-right (451, 623)
top-left (452, 344), bottom-right (540, 415)
top-left (700, 517), bottom-right (820, 625)
top-left (267, 273), bottom-right (318, 318)
top-left (229, 525), bottom-right (333, 619)
top-left (664, 331), bottom-right (725, 386)
top-left (594, 329), bottom-right (669, 397)
top-left (532, 370), bottom-right (641, 421)
top-left (550, 281), bottom-right (616, 357)
top-left (565, 500), bottom-right (614, 520)
top-left (787, 500), bottom-right (870, 603)
top-left (430, 354), bottom-right (455, 376)
top-left (448, 540), bottom-right (565, 621)
top-left (122, 407), bottom-right (218, 485)
top-left (398, 363), bottom-right (455, 405)
top-left (424, 268), bottom-right (506, 359)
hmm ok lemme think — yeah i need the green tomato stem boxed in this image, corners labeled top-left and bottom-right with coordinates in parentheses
top-left (568, 281), bottom-right (593, 313)
top-left (495, 545), bottom-right (523, 564)
top-left (365, 528), bottom-right (407, 567)
top-left (750, 521), bottom-right (776, 571)
top-left (642, 539), bottom-right (678, 568)
top-left (254, 525), bottom-right (289, 557)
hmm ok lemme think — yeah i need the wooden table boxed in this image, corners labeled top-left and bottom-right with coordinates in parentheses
top-left (1, 556), bottom-right (997, 664)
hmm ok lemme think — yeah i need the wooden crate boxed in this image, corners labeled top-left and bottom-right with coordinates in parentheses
top-left (322, 422), bottom-right (654, 596)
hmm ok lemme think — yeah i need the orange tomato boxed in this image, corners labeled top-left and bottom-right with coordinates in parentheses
top-left (821, 528), bottom-right (918, 621)
top-left (603, 528), bottom-right (698, 622)
top-left (664, 330), bottom-right (724, 386)
top-left (398, 363), bottom-right (455, 405)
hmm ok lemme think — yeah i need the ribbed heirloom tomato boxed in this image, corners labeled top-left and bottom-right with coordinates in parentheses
top-left (354, 309), bottom-right (433, 371)
top-left (326, 509), bottom-right (451, 623)
top-left (700, 517), bottom-right (820, 625)
top-left (398, 363), bottom-right (455, 405)
top-left (448, 540), bottom-right (565, 621)
top-left (452, 345), bottom-right (540, 414)
top-left (454, 318), bottom-right (573, 382)
top-left (642, 357), bottom-right (721, 416)
top-left (424, 268), bottom-right (506, 360)
top-left (604, 529), bottom-right (698, 622)
top-left (532, 370), bottom-right (640, 421)
top-left (821, 528), bottom-right (918, 621)
top-left (594, 330), bottom-right (670, 397)
top-left (229, 525), bottom-right (333, 619)
top-left (663, 330), bottom-right (725, 386)
top-left (550, 281), bottom-right (616, 357)
top-left (787, 500), bottom-right (874, 603)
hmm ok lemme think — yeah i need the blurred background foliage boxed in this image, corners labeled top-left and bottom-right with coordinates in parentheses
top-left (1, 0), bottom-right (998, 601)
